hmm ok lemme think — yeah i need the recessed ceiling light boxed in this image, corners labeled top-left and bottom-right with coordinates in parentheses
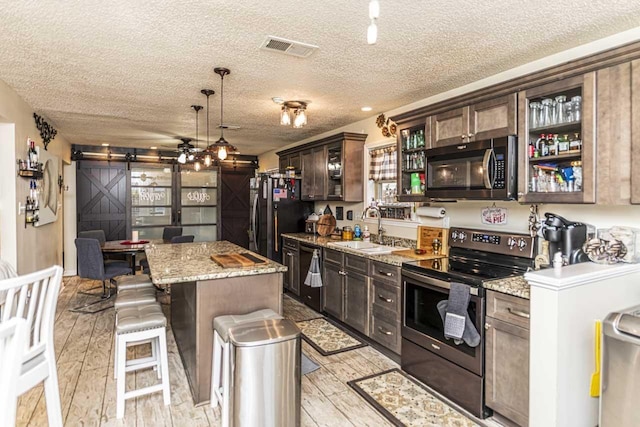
top-left (272, 97), bottom-right (284, 104)
top-left (361, 106), bottom-right (372, 112)
top-left (101, 143), bottom-right (109, 147)
top-left (150, 146), bottom-right (157, 150)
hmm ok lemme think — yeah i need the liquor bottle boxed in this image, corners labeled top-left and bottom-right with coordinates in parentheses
top-left (548, 134), bottom-right (558, 156)
top-left (528, 139), bottom-right (535, 158)
top-left (540, 134), bottom-right (549, 157)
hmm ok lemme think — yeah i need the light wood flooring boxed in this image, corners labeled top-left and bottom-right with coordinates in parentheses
top-left (16, 276), bottom-right (401, 427)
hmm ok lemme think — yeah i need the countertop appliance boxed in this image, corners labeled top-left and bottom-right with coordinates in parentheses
top-left (542, 212), bottom-right (590, 264)
top-left (253, 174), bottom-right (314, 262)
top-left (424, 136), bottom-right (517, 200)
top-left (601, 304), bottom-right (640, 427)
top-left (401, 227), bottom-right (535, 419)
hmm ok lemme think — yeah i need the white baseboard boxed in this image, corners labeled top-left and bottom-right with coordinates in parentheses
top-left (63, 269), bottom-right (77, 277)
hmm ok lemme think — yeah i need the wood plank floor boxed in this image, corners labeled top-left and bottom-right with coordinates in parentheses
top-left (15, 277), bottom-right (490, 427)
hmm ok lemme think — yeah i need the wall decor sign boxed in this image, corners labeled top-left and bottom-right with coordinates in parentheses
top-left (33, 113), bottom-right (57, 150)
top-left (138, 189), bottom-right (166, 203)
top-left (186, 190), bottom-right (211, 203)
top-left (481, 204), bottom-right (508, 225)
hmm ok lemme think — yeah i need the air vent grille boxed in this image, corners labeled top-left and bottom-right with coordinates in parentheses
top-left (260, 36), bottom-right (319, 58)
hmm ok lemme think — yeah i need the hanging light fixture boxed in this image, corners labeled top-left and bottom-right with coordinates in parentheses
top-left (205, 67), bottom-right (237, 161)
top-left (201, 88), bottom-right (215, 166)
top-left (191, 105), bottom-right (203, 171)
top-left (368, 0), bottom-right (380, 45)
top-left (277, 100), bottom-right (308, 128)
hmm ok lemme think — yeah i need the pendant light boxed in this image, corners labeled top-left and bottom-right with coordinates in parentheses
top-left (191, 105), bottom-right (203, 171)
top-left (201, 89), bottom-right (215, 166)
top-left (206, 67), bottom-right (237, 161)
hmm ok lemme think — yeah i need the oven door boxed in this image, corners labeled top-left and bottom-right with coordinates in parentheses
top-left (402, 269), bottom-right (484, 375)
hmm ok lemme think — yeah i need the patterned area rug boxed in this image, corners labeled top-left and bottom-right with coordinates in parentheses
top-left (296, 317), bottom-right (367, 356)
top-left (283, 294), bottom-right (324, 322)
top-left (348, 369), bottom-right (480, 427)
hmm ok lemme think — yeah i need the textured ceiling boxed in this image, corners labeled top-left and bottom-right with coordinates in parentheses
top-left (1, 1), bottom-right (640, 155)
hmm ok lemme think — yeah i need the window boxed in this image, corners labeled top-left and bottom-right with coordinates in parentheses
top-left (368, 145), bottom-right (397, 204)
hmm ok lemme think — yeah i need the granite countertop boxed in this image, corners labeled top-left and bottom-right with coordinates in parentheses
top-left (145, 240), bottom-right (287, 285)
top-left (282, 233), bottom-right (416, 267)
top-left (483, 276), bottom-right (530, 299)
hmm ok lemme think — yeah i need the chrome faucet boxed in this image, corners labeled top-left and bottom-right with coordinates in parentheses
top-left (362, 206), bottom-right (385, 244)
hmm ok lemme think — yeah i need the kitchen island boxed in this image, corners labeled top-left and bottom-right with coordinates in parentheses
top-left (145, 240), bottom-right (287, 404)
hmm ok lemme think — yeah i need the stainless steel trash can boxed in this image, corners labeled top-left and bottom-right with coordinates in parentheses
top-left (601, 304), bottom-right (640, 427)
top-left (228, 318), bottom-right (301, 427)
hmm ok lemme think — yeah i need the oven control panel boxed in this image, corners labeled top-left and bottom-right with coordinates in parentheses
top-left (449, 228), bottom-right (535, 258)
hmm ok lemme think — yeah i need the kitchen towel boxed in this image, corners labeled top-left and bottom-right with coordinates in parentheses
top-left (436, 283), bottom-right (480, 347)
top-left (416, 206), bottom-right (446, 218)
top-left (304, 249), bottom-right (323, 288)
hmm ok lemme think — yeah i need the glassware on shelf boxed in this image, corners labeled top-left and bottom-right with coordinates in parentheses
top-left (529, 102), bottom-right (541, 128)
top-left (571, 96), bottom-right (582, 122)
top-left (540, 98), bottom-right (553, 126)
top-left (554, 95), bottom-right (567, 124)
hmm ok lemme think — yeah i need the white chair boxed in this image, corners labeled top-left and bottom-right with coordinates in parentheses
top-left (0, 318), bottom-right (29, 426)
top-left (210, 309), bottom-right (283, 427)
top-left (0, 265), bottom-right (64, 427)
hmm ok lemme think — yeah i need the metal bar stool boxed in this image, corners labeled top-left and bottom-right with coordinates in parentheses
top-left (114, 302), bottom-right (170, 419)
top-left (210, 309), bottom-right (283, 426)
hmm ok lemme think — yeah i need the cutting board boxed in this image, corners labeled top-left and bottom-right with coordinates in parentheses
top-left (316, 214), bottom-right (336, 237)
top-left (392, 249), bottom-right (446, 261)
top-left (416, 226), bottom-right (449, 256)
top-left (210, 252), bottom-right (267, 268)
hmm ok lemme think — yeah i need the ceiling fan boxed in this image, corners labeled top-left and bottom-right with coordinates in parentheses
top-left (159, 137), bottom-right (204, 164)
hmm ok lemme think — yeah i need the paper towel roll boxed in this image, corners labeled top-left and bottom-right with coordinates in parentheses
top-left (416, 206), bottom-right (446, 218)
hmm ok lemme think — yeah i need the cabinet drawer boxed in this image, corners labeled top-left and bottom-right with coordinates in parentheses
top-left (371, 280), bottom-right (401, 317)
top-left (370, 261), bottom-right (401, 286)
top-left (486, 290), bottom-right (530, 330)
top-left (282, 238), bottom-right (299, 251)
top-left (344, 254), bottom-right (368, 274)
top-left (370, 309), bottom-right (401, 354)
top-left (324, 248), bottom-right (343, 264)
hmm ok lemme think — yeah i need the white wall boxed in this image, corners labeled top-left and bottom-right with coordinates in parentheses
top-left (259, 27), bottom-right (640, 240)
top-left (0, 123), bottom-right (17, 269)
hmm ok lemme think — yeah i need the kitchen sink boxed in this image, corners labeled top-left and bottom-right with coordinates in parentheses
top-left (327, 241), bottom-right (400, 255)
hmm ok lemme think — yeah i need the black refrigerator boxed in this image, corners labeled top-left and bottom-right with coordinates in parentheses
top-left (252, 174), bottom-right (313, 262)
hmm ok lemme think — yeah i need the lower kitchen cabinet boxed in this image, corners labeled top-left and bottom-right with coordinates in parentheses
top-left (369, 261), bottom-right (402, 354)
top-left (282, 238), bottom-right (300, 296)
top-left (485, 290), bottom-right (530, 427)
top-left (322, 258), bottom-right (344, 320)
top-left (343, 269), bottom-right (370, 335)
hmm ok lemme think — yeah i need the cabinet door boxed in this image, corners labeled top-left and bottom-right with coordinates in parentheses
top-left (290, 153), bottom-right (302, 172)
top-left (468, 93), bottom-right (517, 141)
top-left (312, 146), bottom-right (327, 199)
top-left (326, 142), bottom-right (343, 200)
top-left (290, 252), bottom-right (300, 295)
top-left (343, 270), bottom-right (369, 335)
top-left (397, 117), bottom-right (428, 202)
top-left (279, 156), bottom-right (288, 172)
top-left (282, 248), bottom-right (292, 290)
top-left (301, 150), bottom-right (314, 200)
top-left (517, 72), bottom-right (596, 204)
top-left (430, 107), bottom-right (469, 147)
top-left (322, 261), bottom-right (344, 320)
top-left (485, 317), bottom-right (529, 427)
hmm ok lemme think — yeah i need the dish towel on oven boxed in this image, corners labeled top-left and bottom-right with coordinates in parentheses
top-left (304, 249), bottom-right (323, 288)
top-left (437, 282), bottom-right (480, 347)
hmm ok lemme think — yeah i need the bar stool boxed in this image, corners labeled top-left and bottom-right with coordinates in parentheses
top-left (210, 309), bottom-right (283, 426)
top-left (116, 274), bottom-right (155, 291)
top-left (114, 302), bottom-right (170, 419)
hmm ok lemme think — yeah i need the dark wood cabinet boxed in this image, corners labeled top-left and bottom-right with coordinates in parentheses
top-left (343, 269), bottom-right (369, 335)
top-left (278, 132), bottom-right (367, 202)
top-left (485, 290), bottom-right (530, 427)
top-left (368, 261), bottom-right (401, 354)
top-left (279, 152), bottom-right (301, 172)
top-left (517, 72), bottom-right (596, 204)
top-left (322, 255), bottom-right (344, 320)
top-left (282, 238), bottom-right (300, 296)
top-left (430, 93), bottom-right (516, 148)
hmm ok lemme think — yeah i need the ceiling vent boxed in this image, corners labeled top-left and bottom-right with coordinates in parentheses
top-left (260, 36), bottom-right (319, 58)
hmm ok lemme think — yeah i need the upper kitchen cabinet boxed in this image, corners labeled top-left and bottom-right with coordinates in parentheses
top-left (397, 117), bottom-right (429, 201)
top-left (517, 72), bottom-right (596, 204)
top-left (278, 132), bottom-right (367, 202)
top-left (279, 152), bottom-right (301, 173)
top-left (430, 93), bottom-right (517, 147)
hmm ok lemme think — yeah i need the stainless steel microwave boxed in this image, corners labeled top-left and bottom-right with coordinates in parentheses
top-left (424, 136), bottom-right (516, 200)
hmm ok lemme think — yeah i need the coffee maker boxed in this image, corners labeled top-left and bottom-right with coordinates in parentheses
top-left (542, 213), bottom-right (590, 265)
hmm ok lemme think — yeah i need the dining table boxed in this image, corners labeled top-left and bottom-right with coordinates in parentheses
top-left (101, 238), bottom-right (164, 271)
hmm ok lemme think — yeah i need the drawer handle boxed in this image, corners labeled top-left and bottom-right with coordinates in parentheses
top-left (378, 294), bottom-right (393, 303)
top-left (378, 327), bottom-right (393, 336)
top-left (287, 252), bottom-right (293, 257)
top-left (338, 270), bottom-right (347, 276)
top-left (508, 307), bottom-right (530, 319)
top-left (378, 271), bottom-right (393, 277)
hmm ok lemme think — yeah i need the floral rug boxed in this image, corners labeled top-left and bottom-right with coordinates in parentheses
top-left (295, 317), bottom-right (367, 356)
top-left (348, 369), bottom-right (480, 427)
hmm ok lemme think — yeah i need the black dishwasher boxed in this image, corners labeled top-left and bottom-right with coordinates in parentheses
top-left (299, 244), bottom-right (323, 312)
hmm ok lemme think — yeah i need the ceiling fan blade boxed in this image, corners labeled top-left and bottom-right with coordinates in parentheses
top-left (218, 124), bottom-right (241, 130)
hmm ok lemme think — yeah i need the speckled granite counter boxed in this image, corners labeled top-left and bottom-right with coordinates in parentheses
top-left (281, 233), bottom-right (416, 266)
top-left (145, 240), bottom-right (287, 285)
top-left (483, 275), bottom-right (530, 299)
top-left (145, 240), bottom-right (285, 404)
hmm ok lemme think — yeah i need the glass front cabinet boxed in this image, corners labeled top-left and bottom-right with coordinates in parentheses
top-left (397, 118), bottom-right (429, 201)
top-left (517, 72), bottom-right (596, 203)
